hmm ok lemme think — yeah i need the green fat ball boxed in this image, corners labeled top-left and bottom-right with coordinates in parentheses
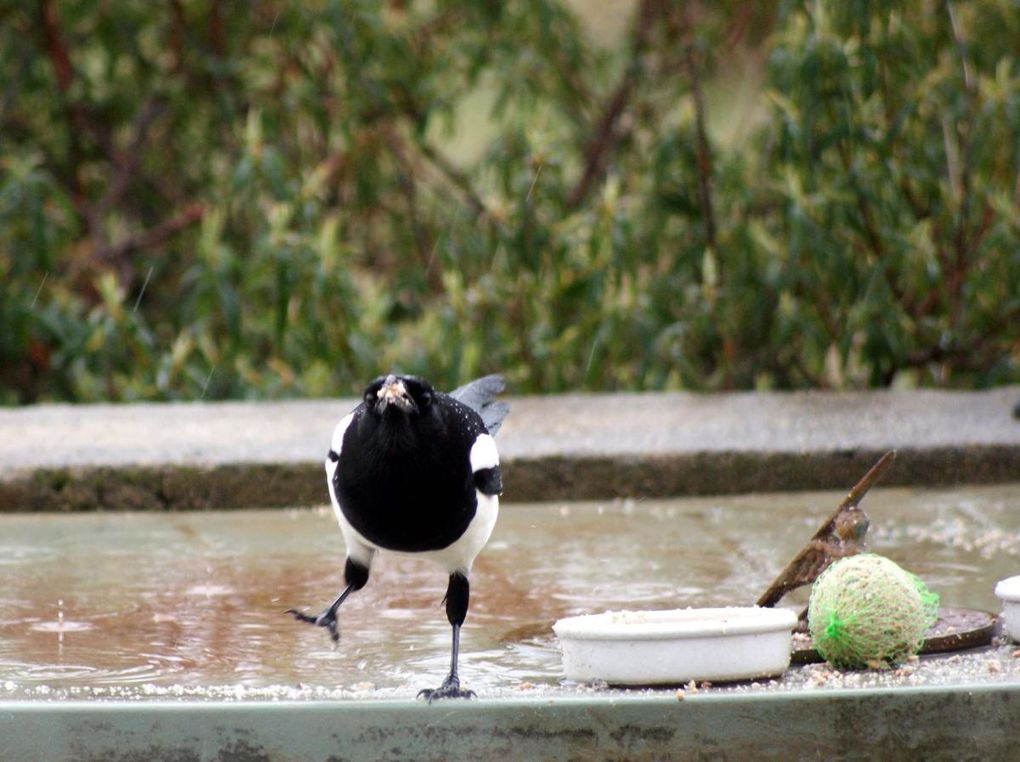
top-left (808, 553), bottom-right (939, 670)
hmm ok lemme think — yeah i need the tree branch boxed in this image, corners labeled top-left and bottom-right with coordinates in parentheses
top-left (945, 0), bottom-right (977, 327)
top-left (99, 203), bottom-right (205, 263)
top-left (395, 97), bottom-right (501, 226)
top-left (37, 0), bottom-right (73, 91)
top-left (94, 96), bottom-right (165, 220)
top-left (380, 127), bottom-right (438, 291)
top-left (417, 141), bottom-right (492, 220)
top-left (904, 302), bottom-right (1020, 373)
top-left (685, 42), bottom-right (716, 250)
top-left (37, 0), bottom-right (88, 200)
top-left (566, 0), bottom-right (659, 211)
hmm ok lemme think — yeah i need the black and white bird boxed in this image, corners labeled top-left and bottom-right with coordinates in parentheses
top-left (288, 373), bottom-right (509, 701)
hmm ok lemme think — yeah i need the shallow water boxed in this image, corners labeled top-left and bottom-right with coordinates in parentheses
top-left (1, 485), bottom-right (1019, 700)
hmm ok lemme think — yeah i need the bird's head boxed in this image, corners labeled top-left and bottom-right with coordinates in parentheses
top-left (363, 374), bottom-right (434, 417)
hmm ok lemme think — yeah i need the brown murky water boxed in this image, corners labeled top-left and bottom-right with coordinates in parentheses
top-left (1, 485), bottom-right (1019, 699)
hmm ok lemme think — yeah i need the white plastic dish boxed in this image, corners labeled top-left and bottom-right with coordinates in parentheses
top-left (994, 575), bottom-right (1020, 642)
top-left (553, 606), bottom-right (798, 686)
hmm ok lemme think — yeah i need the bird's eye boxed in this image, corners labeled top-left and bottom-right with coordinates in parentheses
top-left (364, 391), bottom-right (376, 406)
top-left (420, 391), bottom-right (432, 407)
top-left (327, 449), bottom-right (339, 463)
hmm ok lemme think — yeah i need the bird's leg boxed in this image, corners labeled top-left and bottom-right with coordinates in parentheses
top-left (418, 572), bottom-right (476, 702)
top-left (287, 557), bottom-right (369, 643)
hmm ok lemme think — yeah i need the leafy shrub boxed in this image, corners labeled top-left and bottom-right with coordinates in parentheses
top-left (1, 0), bottom-right (1017, 403)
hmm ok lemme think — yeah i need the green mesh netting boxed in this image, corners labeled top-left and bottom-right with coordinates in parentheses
top-left (807, 553), bottom-right (940, 670)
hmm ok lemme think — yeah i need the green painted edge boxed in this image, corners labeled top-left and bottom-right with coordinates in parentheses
top-left (2, 684), bottom-right (1018, 760)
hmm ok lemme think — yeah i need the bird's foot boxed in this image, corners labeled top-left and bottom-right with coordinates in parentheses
top-left (286, 606), bottom-right (340, 643)
top-left (417, 675), bottom-right (475, 703)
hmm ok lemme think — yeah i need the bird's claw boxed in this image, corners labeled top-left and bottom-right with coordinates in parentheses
top-left (417, 676), bottom-right (475, 703)
top-left (286, 607), bottom-right (340, 643)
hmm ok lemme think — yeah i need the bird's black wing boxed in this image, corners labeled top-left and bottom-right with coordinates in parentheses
top-left (448, 374), bottom-right (510, 436)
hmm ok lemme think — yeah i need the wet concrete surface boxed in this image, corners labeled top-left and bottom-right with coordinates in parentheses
top-left (2, 484), bottom-right (1020, 701)
top-left (2, 386), bottom-right (1019, 509)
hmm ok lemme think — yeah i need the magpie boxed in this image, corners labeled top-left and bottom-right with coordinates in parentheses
top-left (288, 373), bottom-right (509, 701)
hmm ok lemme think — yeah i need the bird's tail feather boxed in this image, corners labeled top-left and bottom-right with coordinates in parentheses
top-left (449, 374), bottom-right (510, 436)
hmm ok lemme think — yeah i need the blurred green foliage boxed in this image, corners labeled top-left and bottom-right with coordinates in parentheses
top-left (1, 0), bottom-right (1018, 403)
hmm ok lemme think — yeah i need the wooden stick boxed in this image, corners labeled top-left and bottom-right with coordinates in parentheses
top-left (756, 450), bottom-right (897, 608)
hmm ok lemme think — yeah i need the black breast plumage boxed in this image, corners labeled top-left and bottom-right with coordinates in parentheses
top-left (334, 394), bottom-right (486, 552)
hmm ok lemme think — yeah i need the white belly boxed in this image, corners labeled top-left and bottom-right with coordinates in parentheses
top-left (326, 456), bottom-right (498, 574)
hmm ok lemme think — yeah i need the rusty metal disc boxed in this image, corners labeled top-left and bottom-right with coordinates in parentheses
top-left (791, 607), bottom-right (998, 665)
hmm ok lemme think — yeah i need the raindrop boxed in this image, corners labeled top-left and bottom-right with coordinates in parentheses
top-left (133, 265), bottom-right (155, 311)
top-left (30, 272), bottom-right (49, 307)
top-left (200, 367), bottom-right (216, 398)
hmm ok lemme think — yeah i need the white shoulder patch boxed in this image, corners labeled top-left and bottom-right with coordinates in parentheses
top-left (330, 411), bottom-right (356, 454)
top-left (469, 433), bottom-right (499, 472)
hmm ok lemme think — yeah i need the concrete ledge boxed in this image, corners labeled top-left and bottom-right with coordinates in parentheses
top-left (2, 686), bottom-right (1018, 760)
top-left (1, 387), bottom-right (1018, 510)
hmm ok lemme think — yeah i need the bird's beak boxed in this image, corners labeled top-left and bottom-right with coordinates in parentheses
top-left (377, 376), bottom-right (417, 414)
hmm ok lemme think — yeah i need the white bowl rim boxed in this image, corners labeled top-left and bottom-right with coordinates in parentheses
top-left (553, 606), bottom-right (798, 641)
top-left (994, 575), bottom-right (1020, 602)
